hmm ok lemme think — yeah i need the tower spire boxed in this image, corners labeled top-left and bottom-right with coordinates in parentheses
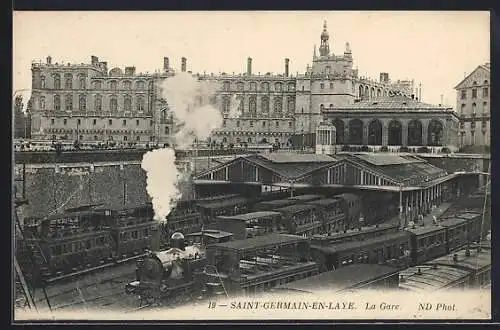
top-left (319, 20), bottom-right (330, 57)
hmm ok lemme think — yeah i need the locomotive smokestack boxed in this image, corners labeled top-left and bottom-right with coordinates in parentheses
top-left (171, 232), bottom-right (186, 251)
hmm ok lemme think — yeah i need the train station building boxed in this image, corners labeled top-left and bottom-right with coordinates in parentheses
top-left (194, 152), bottom-right (477, 226)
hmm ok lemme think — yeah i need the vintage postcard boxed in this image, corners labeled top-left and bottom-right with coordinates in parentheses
top-left (12, 10), bottom-right (491, 322)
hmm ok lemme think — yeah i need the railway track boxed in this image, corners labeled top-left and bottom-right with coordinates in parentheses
top-left (30, 261), bottom-right (139, 312)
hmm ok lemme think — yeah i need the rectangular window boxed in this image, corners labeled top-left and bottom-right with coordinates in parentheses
top-left (483, 87), bottom-right (488, 98)
top-left (122, 119), bottom-right (126, 126)
top-left (136, 119), bottom-right (140, 126)
top-left (63, 119), bottom-right (67, 125)
top-left (77, 119), bottom-right (81, 125)
top-left (51, 118), bottom-right (54, 125)
top-left (472, 89), bottom-right (477, 98)
top-left (93, 119), bottom-right (96, 125)
top-left (108, 119), bottom-right (112, 125)
top-left (461, 90), bottom-right (467, 99)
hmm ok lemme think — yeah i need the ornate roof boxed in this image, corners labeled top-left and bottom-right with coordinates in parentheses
top-left (326, 95), bottom-right (450, 111)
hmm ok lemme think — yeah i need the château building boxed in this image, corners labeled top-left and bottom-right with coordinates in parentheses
top-left (454, 63), bottom-right (490, 149)
top-left (28, 21), bottom-right (419, 148)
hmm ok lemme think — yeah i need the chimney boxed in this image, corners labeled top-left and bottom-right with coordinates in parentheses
top-left (91, 56), bottom-right (99, 66)
top-left (46, 56), bottom-right (52, 64)
top-left (285, 58), bottom-right (290, 77)
top-left (181, 57), bottom-right (187, 72)
top-left (100, 62), bottom-right (108, 74)
top-left (124, 66), bottom-right (136, 76)
top-left (247, 57), bottom-right (252, 75)
top-left (163, 57), bottom-right (170, 71)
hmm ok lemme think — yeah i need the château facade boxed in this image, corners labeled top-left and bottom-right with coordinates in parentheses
top-left (28, 21), bottom-right (418, 148)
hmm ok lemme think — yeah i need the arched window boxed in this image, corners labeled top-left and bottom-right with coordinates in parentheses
top-left (288, 83), bottom-right (295, 92)
top-left (78, 74), bottom-right (86, 89)
top-left (40, 76), bottom-right (46, 89)
top-left (109, 81), bottom-right (117, 90)
top-left (261, 82), bottom-right (269, 92)
top-left (483, 102), bottom-right (488, 114)
top-left (124, 95), bottom-right (132, 111)
top-left (237, 82), bottom-right (244, 91)
top-left (94, 95), bottom-right (102, 111)
top-left (160, 109), bottom-right (167, 124)
top-left (237, 96), bottom-right (244, 114)
top-left (123, 136), bottom-right (128, 141)
top-left (65, 94), bottom-right (73, 110)
top-left (222, 96), bottom-right (230, 113)
top-left (320, 104), bottom-right (324, 111)
top-left (40, 96), bottom-right (45, 109)
top-left (273, 97), bottom-right (282, 115)
top-left (54, 95), bottom-right (61, 110)
top-left (260, 97), bottom-right (269, 114)
top-left (110, 96), bottom-right (118, 111)
top-left (136, 81), bottom-right (145, 90)
top-left (249, 97), bottom-right (257, 117)
top-left (123, 81), bottom-right (132, 90)
top-left (472, 102), bottom-right (477, 114)
top-left (275, 82), bottom-right (282, 92)
top-left (79, 95), bottom-right (87, 111)
top-left (250, 82), bottom-right (257, 91)
top-left (53, 74), bottom-right (61, 89)
top-left (64, 74), bottom-right (73, 89)
top-left (287, 97), bottom-right (295, 113)
top-left (136, 96), bottom-right (145, 111)
top-left (93, 81), bottom-right (102, 89)
top-left (164, 126), bottom-right (169, 135)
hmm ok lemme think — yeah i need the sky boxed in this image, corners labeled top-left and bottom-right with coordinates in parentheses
top-left (13, 11), bottom-right (490, 108)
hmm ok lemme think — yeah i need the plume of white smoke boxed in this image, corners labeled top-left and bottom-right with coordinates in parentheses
top-left (141, 148), bottom-right (182, 222)
top-left (141, 71), bottom-right (242, 224)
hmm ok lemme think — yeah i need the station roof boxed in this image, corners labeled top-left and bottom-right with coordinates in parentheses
top-left (346, 154), bottom-right (447, 184)
top-left (275, 264), bottom-right (400, 293)
top-left (325, 95), bottom-right (452, 111)
top-left (244, 153), bottom-right (337, 180)
top-left (195, 151), bottom-right (450, 188)
top-left (217, 211), bottom-right (282, 221)
top-left (209, 233), bottom-right (307, 252)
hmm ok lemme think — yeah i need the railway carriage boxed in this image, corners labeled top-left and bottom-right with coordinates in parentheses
top-left (213, 211), bottom-right (285, 240)
top-left (196, 194), bottom-right (250, 224)
top-left (306, 198), bottom-right (346, 233)
top-left (405, 224), bottom-right (447, 266)
top-left (273, 204), bottom-right (322, 236)
top-left (310, 231), bottom-right (412, 272)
